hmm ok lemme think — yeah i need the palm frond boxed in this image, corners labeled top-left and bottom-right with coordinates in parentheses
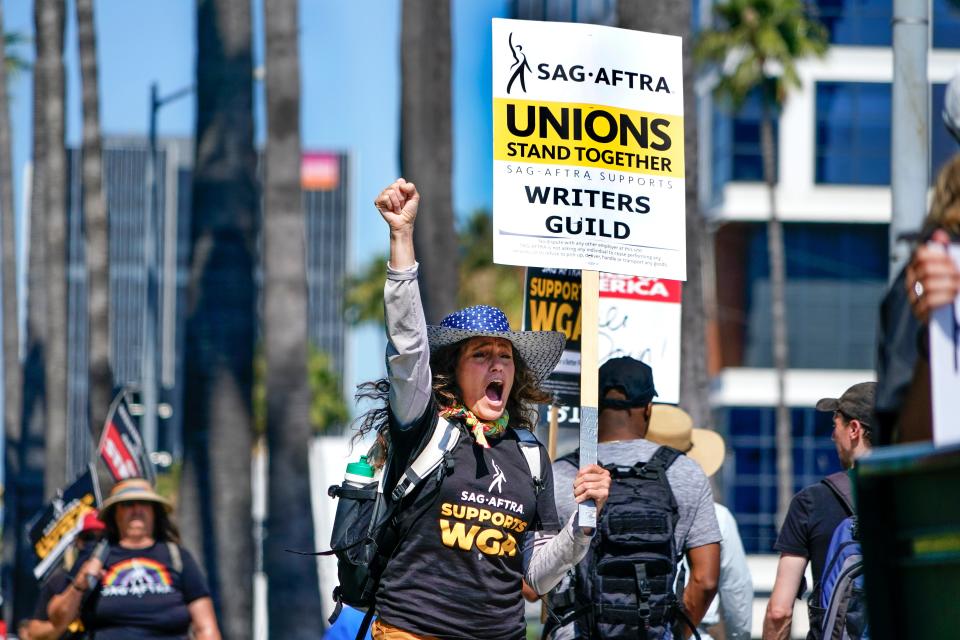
top-left (695, 0), bottom-right (828, 112)
top-left (4, 31), bottom-right (31, 75)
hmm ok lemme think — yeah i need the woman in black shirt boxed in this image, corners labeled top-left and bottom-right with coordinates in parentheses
top-left (48, 478), bottom-right (221, 640)
top-left (357, 178), bottom-right (610, 640)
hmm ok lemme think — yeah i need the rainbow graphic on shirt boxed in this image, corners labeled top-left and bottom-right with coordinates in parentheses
top-left (100, 557), bottom-right (174, 598)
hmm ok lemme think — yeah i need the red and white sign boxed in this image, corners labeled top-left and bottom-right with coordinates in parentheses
top-left (99, 424), bottom-right (140, 480)
top-left (97, 391), bottom-right (151, 482)
top-left (598, 273), bottom-right (682, 403)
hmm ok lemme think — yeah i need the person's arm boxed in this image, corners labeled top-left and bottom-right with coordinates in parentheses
top-left (188, 596), bottom-right (222, 640)
top-left (376, 178), bottom-right (418, 271)
top-left (26, 619), bottom-right (67, 640)
top-left (681, 542), bottom-right (720, 637)
top-left (716, 511), bottom-right (754, 640)
top-left (376, 179), bottom-right (432, 428)
top-left (525, 464), bottom-right (610, 594)
top-left (762, 554), bottom-right (807, 640)
top-left (521, 579), bottom-right (540, 602)
top-left (47, 556), bottom-right (103, 627)
top-left (524, 515), bottom-right (587, 595)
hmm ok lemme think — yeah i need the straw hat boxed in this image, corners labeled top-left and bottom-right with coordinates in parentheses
top-left (427, 305), bottom-right (565, 383)
top-left (647, 405), bottom-right (726, 478)
top-left (100, 478), bottom-right (172, 521)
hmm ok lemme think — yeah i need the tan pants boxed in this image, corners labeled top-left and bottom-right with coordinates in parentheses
top-left (370, 619), bottom-right (438, 640)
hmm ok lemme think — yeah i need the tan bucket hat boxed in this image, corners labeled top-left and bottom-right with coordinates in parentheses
top-left (647, 405), bottom-right (726, 478)
top-left (100, 478), bottom-right (172, 521)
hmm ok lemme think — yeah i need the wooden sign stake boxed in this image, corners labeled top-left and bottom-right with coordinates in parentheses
top-left (547, 402), bottom-right (559, 462)
top-left (578, 269), bottom-right (599, 528)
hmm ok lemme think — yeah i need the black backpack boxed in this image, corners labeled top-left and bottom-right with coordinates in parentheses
top-left (546, 446), bottom-right (699, 640)
top-left (314, 415), bottom-right (545, 640)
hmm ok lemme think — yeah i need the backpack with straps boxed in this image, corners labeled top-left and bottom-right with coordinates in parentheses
top-left (320, 415), bottom-right (545, 640)
top-left (808, 472), bottom-right (869, 640)
top-left (546, 446), bottom-right (698, 640)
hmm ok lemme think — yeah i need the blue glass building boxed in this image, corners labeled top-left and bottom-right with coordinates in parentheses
top-left (704, 0), bottom-right (960, 553)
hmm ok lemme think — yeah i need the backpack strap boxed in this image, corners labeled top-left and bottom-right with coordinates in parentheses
top-left (821, 471), bottom-right (855, 516)
top-left (166, 542), bottom-right (182, 573)
top-left (391, 416), bottom-right (461, 501)
top-left (514, 428), bottom-right (545, 495)
top-left (355, 606), bottom-right (376, 640)
top-left (558, 448), bottom-right (580, 468)
top-left (642, 445), bottom-right (683, 478)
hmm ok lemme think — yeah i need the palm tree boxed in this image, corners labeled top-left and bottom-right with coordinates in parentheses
top-left (75, 0), bottom-right (112, 438)
top-left (261, 0), bottom-right (323, 635)
top-left (181, 0), bottom-right (257, 636)
top-left (0, 4), bottom-right (22, 459)
top-left (0, 7), bottom-right (26, 628)
top-left (400, 0), bottom-right (457, 323)
top-left (697, 0), bottom-right (827, 525)
top-left (36, 0), bottom-right (67, 499)
top-left (306, 348), bottom-right (349, 434)
top-left (618, 0), bottom-right (711, 428)
top-left (456, 210), bottom-right (525, 324)
top-left (0, 11), bottom-right (21, 480)
top-left (9, 0), bottom-right (66, 622)
top-left (3, 32), bottom-right (29, 74)
top-left (346, 210), bottom-right (526, 328)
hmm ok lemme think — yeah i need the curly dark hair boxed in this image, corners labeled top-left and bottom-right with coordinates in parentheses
top-left (353, 338), bottom-right (550, 467)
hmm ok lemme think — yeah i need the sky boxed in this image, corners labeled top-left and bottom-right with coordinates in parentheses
top-left (5, 0), bottom-right (511, 411)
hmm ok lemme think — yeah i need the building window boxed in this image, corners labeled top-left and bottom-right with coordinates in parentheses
top-left (816, 82), bottom-right (956, 187)
top-left (934, 0), bottom-right (960, 48)
top-left (816, 82), bottom-right (891, 185)
top-left (714, 222), bottom-right (888, 370)
top-left (717, 406), bottom-right (842, 554)
top-left (812, 0), bottom-right (960, 47)
top-left (811, 0), bottom-right (892, 46)
top-left (713, 87), bottom-right (780, 183)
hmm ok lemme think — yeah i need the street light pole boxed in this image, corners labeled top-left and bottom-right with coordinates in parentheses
top-left (890, 0), bottom-right (930, 282)
top-left (143, 82), bottom-right (193, 456)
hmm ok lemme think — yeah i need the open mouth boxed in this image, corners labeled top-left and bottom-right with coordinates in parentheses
top-left (485, 380), bottom-right (504, 403)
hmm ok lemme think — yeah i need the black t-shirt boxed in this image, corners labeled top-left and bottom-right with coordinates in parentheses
top-left (83, 542), bottom-right (210, 639)
top-left (376, 407), bottom-right (560, 640)
top-left (774, 482), bottom-right (851, 589)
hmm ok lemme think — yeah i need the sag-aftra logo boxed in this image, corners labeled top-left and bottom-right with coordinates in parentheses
top-left (505, 32), bottom-right (672, 95)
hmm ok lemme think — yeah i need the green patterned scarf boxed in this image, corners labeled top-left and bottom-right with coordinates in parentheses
top-left (439, 404), bottom-right (509, 448)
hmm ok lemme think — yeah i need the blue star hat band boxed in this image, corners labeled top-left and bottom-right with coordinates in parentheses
top-left (427, 305), bottom-right (566, 383)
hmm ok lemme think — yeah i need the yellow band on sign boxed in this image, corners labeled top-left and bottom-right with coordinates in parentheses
top-left (34, 496), bottom-right (95, 558)
top-left (493, 97), bottom-right (684, 178)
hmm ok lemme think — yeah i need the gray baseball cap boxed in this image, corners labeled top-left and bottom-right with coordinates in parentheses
top-left (815, 382), bottom-right (876, 425)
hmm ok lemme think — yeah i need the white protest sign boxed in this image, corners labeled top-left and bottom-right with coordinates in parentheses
top-left (599, 273), bottom-right (682, 403)
top-left (930, 244), bottom-right (960, 447)
top-left (491, 18), bottom-right (686, 279)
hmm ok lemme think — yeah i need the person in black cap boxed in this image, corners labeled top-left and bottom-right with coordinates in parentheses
top-left (764, 381), bottom-right (876, 640)
top-left (815, 382), bottom-right (876, 470)
top-left (545, 357), bottom-right (721, 639)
